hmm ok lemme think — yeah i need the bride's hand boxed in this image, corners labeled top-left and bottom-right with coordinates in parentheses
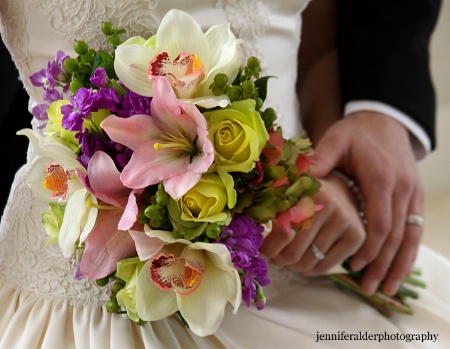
top-left (259, 172), bottom-right (365, 275)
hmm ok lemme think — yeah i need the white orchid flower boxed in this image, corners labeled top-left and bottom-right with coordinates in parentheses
top-left (134, 228), bottom-right (241, 337)
top-left (17, 129), bottom-right (97, 258)
top-left (114, 9), bottom-right (243, 108)
top-left (17, 129), bottom-right (84, 202)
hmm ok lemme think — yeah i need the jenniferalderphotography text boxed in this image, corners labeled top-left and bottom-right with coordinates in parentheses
top-left (315, 331), bottom-right (439, 344)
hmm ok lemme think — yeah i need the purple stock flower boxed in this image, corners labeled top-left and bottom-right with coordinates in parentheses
top-left (30, 61), bottom-right (57, 90)
top-left (61, 87), bottom-right (98, 132)
top-left (218, 215), bottom-right (270, 310)
top-left (90, 67), bottom-right (109, 88)
top-left (95, 87), bottom-right (122, 113)
top-left (32, 103), bottom-right (50, 121)
top-left (53, 50), bottom-right (70, 82)
top-left (117, 90), bottom-right (152, 118)
top-left (77, 129), bottom-right (132, 170)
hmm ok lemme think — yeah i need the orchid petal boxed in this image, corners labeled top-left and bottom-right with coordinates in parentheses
top-left (17, 129), bottom-right (81, 169)
top-left (80, 209), bottom-right (136, 279)
top-left (197, 24), bottom-right (242, 97)
top-left (114, 44), bottom-right (157, 96)
top-left (136, 264), bottom-right (179, 321)
top-left (58, 188), bottom-right (97, 258)
top-left (101, 114), bottom-right (162, 151)
top-left (129, 230), bottom-right (164, 261)
top-left (177, 257), bottom-right (240, 337)
top-left (189, 95), bottom-right (230, 109)
top-left (156, 10), bottom-right (210, 72)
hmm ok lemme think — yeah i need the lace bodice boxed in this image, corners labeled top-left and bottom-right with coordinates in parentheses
top-left (0, 0), bottom-right (309, 306)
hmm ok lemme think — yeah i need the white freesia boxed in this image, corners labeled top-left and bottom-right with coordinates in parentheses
top-left (114, 9), bottom-right (242, 108)
top-left (135, 228), bottom-right (241, 337)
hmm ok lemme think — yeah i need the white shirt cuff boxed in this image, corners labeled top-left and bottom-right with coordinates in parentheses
top-left (344, 100), bottom-right (431, 160)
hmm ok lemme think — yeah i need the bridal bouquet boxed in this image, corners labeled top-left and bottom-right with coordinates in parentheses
top-left (22, 10), bottom-right (321, 336)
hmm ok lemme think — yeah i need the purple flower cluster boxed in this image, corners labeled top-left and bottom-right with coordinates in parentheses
top-left (30, 50), bottom-right (70, 120)
top-left (219, 215), bottom-right (270, 310)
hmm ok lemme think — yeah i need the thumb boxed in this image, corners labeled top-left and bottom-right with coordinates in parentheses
top-left (310, 134), bottom-right (347, 178)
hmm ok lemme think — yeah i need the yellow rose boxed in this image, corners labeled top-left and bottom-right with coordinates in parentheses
top-left (204, 99), bottom-right (269, 172)
top-left (180, 170), bottom-right (236, 224)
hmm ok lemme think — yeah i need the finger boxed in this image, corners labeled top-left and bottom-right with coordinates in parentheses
top-left (270, 210), bottom-right (328, 266)
top-left (358, 186), bottom-right (413, 295)
top-left (349, 172), bottom-right (394, 272)
top-left (310, 128), bottom-right (348, 178)
top-left (382, 189), bottom-right (423, 296)
top-left (288, 227), bottom-right (334, 273)
top-left (306, 227), bottom-right (365, 276)
top-left (259, 220), bottom-right (296, 259)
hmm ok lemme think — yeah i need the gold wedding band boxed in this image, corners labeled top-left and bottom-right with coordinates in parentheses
top-left (406, 214), bottom-right (424, 227)
top-left (312, 243), bottom-right (326, 260)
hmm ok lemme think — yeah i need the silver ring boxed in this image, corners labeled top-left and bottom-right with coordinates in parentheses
top-left (312, 243), bottom-right (326, 260)
top-left (406, 214), bottom-right (424, 227)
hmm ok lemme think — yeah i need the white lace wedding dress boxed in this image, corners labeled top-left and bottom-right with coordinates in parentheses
top-left (1, 1), bottom-right (449, 348)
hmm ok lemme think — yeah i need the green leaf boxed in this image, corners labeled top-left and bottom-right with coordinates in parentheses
top-left (92, 50), bottom-right (116, 79)
top-left (254, 76), bottom-right (276, 102)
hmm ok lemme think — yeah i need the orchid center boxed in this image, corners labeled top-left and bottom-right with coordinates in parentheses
top-left (148, 51), bottom-right (205, 98)
top-left (149, 252), bottom-right (205, 295)
top-left (42, 161), bottom-right (71, 201)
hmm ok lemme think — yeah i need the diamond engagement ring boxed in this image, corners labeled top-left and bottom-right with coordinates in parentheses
top-left (406, 214), bottom-right (424, 227)
top-left (312, 243), bottom-right (326, 260)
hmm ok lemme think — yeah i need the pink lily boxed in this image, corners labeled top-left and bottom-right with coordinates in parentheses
top-left (102, 76), bottom-right (214, 199)
top-left (77, 151), bottom-right (144, 279)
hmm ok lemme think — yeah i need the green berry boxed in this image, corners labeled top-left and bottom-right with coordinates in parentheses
top-left (212, 86), bottom-right (224, 96)
top-left (74, 40), bottom-right (88, 55)
top-left (241, 80), bottom-right (255, 94)
top-left (205, 223), bottom-right (221, 240)
top-left (63, 58), bottom-right (78, 73)
top-left (69, 80), bottom-right (84, 94)
top-left (108, 33), bottom-right (121, 47)
top-left (106, 299), bottom-right (121, 313)
top-left (247, 56), bottom-right (261, 70)
top-left (255, 98), bottom-right (263, 111)
top-left (144, 204), bottom-right (162, 220)
top-left (111, 281), bottom-right (124, 294)
top-left (214, 73), bottom-right (228, 88)
top-left (101, 21), bottom-right (115, 36)
top-left (228, 86), bottom-right (242, 102)
top-left (96, 276), bottom-right (109, 287)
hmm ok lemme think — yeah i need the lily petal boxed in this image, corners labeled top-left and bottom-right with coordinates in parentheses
top-left (87, 151), bottom-right (130, 208)
top-left (101, 114), bottom-right (162, 151)
top-left (80, 209), bottom-right (136, 279)
top-left (120, 140), bottom-right (189, 190)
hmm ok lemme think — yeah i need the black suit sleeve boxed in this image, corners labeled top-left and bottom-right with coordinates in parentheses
top-left (337, 0), bottom-right (441, 149)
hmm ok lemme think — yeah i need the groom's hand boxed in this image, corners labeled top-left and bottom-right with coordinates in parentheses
top-left (310, 111), bottom-right (424, 296)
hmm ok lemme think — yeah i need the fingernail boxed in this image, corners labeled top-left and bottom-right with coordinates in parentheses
top-left (363, 280), bottom-right (379, 295)
top-left (351, 259), bottom-right (366, 272)
top-left (384, 280), bottom-right (401, 296)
